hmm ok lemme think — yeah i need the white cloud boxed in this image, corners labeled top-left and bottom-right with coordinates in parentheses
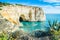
top-left (40, 5), bottom-right (60, 14)
top-left (53, 3), bottom-right (60, 6)
top-left (14, 2), bottom-right (60, 14)
top-left (43, 0), bottom-right (60, 3)
top-left (26, 4), bottom-right (60, 14)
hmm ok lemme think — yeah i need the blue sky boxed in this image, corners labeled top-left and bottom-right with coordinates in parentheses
top-left (0, 0), bottom-right (60, 14)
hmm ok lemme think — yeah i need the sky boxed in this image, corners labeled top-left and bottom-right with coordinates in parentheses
top-left (0, 0), bottom-right (60, 14)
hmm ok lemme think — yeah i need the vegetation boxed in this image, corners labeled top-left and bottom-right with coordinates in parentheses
top-left (0, 20), bottom-right (60, 40)
top-left (48, 20), bottom-right (60, 40)
top-left (0, 31), bottom-right (8, 40)
top-left (0, 2), bottom-right (11, 6)
top-left (15, 4), bottom-right (23, 6)
top-left (0, 31), bottom-right (20, 40)
top-left (0, 2), bottom-right (23, 7)
top-left (0, 8), bottom-right (2, 10)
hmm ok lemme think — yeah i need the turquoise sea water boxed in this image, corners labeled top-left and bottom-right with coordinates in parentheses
top-left (20, 14), bottom-right (60, 32)
top-left (46, 14), bottom-right (60, 22)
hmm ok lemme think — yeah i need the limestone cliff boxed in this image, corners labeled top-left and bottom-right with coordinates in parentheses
top-left (0, 3), bottom-right (46, 26)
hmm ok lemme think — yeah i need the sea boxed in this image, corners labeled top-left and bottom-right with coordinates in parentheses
top-left (19, 14), bottom-right (60, 32)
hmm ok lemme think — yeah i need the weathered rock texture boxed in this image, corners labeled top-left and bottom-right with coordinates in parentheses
top-left (0, 5), bottom-right (46, 26)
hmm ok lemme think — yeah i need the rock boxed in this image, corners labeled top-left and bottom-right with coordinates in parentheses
top-left (30, 30), bottom-right (52, 38)
top-left (0, 4), bottom-right (46, 26)
top-left (20, 35), bottom-right (29, 40)
top-left (0, 19), bottom-right (9, 31)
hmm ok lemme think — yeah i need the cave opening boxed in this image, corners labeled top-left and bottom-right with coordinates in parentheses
top-left (19, 17), bottom-right (29, 22)
top-left (19, 17), bottom-right (24, 22)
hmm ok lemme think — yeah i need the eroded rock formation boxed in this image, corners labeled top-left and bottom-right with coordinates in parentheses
top-left (0, 5), bottom-right (46, 26)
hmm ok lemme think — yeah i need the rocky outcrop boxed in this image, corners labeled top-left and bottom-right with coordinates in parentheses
top-left (8, 30), bottom-right (51, 40)
top-left (0, 4), bottom-right (46, 26)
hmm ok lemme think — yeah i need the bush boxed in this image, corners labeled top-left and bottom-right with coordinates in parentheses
top-left (48, 20), bottom-right (60, 40)
top-left (0, 31), bottom-right (8, 40)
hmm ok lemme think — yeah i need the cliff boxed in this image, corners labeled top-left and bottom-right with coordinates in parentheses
top-left (0, 2), bottom-right (46, 26)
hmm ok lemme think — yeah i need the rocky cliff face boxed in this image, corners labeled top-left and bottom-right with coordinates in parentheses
top-left (0, 4), bottom-right (46, 26)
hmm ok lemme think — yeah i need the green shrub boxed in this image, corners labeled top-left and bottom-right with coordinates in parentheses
top-left (48, 20), bottom-right (60, 40)
top-left (0, 31), bottom-right (8, 40)
top-left (0, 8), bottom-right (2, 10)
